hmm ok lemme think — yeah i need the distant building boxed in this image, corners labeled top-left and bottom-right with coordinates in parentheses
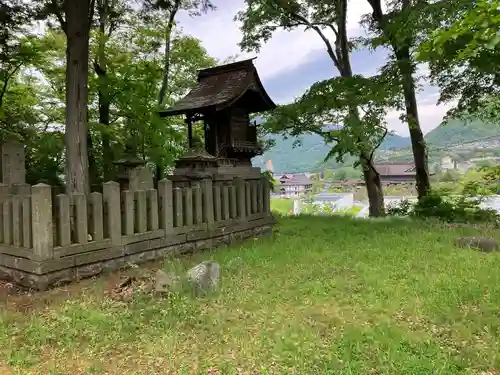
top-left (374, 163), bottom-right (419, 184)
top-left (278, 173), bottom-right (313, 198)
top-left (440, 156), bottom-right (475, 173)
top-left (440, 156), bottom-right (456, 171)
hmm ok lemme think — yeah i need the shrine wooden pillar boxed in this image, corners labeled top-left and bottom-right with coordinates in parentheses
top-left (185, 115), bottom-right (193, 149)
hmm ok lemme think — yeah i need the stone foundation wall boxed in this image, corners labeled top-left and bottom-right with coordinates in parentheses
top-left (0, 218), bottom-right (274, 290)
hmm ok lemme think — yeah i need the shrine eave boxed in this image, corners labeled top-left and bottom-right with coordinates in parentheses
top-left (158, 58), bottom-right (276, 118)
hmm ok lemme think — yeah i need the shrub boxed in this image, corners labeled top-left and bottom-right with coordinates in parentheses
top-left (387, 191), bottom-right (500, 224)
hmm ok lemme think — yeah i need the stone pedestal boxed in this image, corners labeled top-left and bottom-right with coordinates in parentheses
top-left (169, 148), bottom-right (261, 188)
top-left (113, 156), bottom-right (152, 191)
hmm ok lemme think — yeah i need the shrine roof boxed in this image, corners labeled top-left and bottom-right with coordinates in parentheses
top-left (158, 58), bottom-right (276, 117)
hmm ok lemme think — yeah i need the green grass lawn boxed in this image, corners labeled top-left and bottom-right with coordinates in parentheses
top-left (2, 216), bottom-right (500, 374)
top-left (270, 197), bottom-right (293, 214)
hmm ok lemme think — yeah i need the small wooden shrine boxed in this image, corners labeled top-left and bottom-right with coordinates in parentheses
top-left (159, 58), bottom-right (276, 185)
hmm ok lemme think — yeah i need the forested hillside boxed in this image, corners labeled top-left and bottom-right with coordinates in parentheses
top-left (254, 120), bottom-right (499, 172)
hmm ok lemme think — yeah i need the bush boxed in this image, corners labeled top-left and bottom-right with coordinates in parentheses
top-left (387, 191), bottom-right (499, 224)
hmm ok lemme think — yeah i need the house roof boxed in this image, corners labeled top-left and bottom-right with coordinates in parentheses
top-left (279, 173), bottom-right (314, 186)
top-left (375, 163), bottom-right (416, 176)
top-left (158, 58), bottom-right (276, 117)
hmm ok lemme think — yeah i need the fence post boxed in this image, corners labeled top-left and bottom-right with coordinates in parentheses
top-left (89, 192), bottom-right (104, 241)
top-left (31, 184), bottom-right (53, 260)
top-left (0, 183), bottom-right (8, 243)
top-left (201, 179), bottom-right (214, 225)
top-left (158, 179), bottom-right (173, 235)
top-left (103, 181), bottom-right (121, 245)
top-left (233, 177), bottom-right (246, 219)
top-left (261, 175), bottom-right (271, 214)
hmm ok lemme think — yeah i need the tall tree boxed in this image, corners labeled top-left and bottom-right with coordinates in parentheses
top-left (263, 74), bottom-right (397, 216)
top-left (38, 0), bottom-right (95, 193)
top-left (64, 0), bottom-right (94, 193)
top-left (237, 0), bottom-right (398, 216)
top-left (137, 0), bottom-right (215, 107)
top-left (364, 0), bottom-right (431, 199)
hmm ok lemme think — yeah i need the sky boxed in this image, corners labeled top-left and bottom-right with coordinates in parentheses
top-left (175, 0), bottom-right (454, 137)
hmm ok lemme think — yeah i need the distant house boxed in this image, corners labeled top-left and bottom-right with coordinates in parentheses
top-left (374, 163), bottom-right (418, 184)
top-left (278, 173), bottom-right (313, 198)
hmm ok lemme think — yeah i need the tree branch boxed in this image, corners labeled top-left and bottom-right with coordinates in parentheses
top-left (0, 63), bottom-right (23, 109)
top-left (52, 0), bottom-right (67, 34)
top-left (369, 127), bottom-right (388, 162)
top-left (269, 0), bottom-right (341, 71)
top-left (367, 0), bottom-right (384, 23)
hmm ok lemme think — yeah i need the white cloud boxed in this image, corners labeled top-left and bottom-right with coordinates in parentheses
top-left (177, 0), bottom-right (451, 134)
top-left (177, 0), bottom-right (373, 80)
top-left (386, 103), bottom-right (454, 136)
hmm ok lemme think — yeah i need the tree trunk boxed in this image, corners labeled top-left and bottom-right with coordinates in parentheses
top-left (336, 4), bottom-right (385, 216)
top-left (361, 156), bottom-right (385, 217)
top-left (87, 128), bottom-right (100, 187)
top-left (96, 0), bottom-right (114, 181)
top-left (367, 0), bottom-right (431, 199)
top-left (155, 165), bottom-right (162, 184)
top-left (157, 0), bottom-right (180, 106)
top-left (155, 0), bottom-right (181, 185)
top-left (64, 0), bottom-right (92, 194)
top-left (394, 46), bottom-right (431, 199)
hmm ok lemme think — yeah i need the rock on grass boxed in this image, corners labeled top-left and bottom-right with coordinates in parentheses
top-left (454, 236), bottom-right (499, 253)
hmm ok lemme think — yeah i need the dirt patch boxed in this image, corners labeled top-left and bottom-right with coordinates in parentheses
top-left (0, 280), bottom-right (30, 298)
top-left (0, 259), bottom-right (165, 314)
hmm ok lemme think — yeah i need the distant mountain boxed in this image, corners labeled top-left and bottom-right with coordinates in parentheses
top-left (252, 119), bottom-right (499, 173)
top-left (425, 119), bottom-right (499, 147)
top-left (252, 132), bottom-right (410, 173)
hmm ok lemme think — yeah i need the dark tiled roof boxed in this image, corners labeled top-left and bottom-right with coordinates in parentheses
top-left (158, 58), bottom-right (276, 117)
top-left (375, 163), bottom-right (416, 176)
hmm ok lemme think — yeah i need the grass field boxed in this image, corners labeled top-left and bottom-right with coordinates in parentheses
top-left (270, 197), bottom-right (293, 214)
top-left (2, 215), bottom-right (500, 374)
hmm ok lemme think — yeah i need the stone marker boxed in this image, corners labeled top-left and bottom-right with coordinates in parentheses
top-left (154, 269), bottom-right (181, 293)
top-left (454, 236), bottom-right (499, 253)
top-left (186, 261), bottom-right (220, 293)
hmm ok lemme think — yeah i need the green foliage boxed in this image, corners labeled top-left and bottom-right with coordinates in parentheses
top-left (0, 7), bottom-right (217, 185)
top-left (387, 191), bottom-right (499, 224)
top-left (387, 167), bottom-right (500, 222)
top-left (87, 15), bottom-right (216, 171)
top-left (331, 166), bottom-right (360, 181)
top-left (419, 0), bottom-right (500, 64)
top-left (261, 170), bottom-right (276, 192)
top-left (262, 75), bottom-right (399, 169)
top-left (462, 166), bottom-right (500, 196)
top-left (417, 0), bottom-right (500, 123)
